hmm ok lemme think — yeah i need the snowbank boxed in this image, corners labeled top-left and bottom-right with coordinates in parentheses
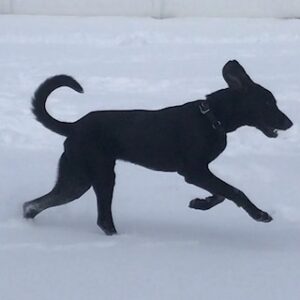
top-left (1, 0), bottom-right (300, 18)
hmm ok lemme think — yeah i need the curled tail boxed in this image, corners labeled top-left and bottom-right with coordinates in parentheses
top-left (32, 75), bottom-right (84, 136)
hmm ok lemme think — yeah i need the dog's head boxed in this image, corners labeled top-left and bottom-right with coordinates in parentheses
top-left (222, 60), bottom-right (293, 137)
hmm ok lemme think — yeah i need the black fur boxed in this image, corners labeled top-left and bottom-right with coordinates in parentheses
top-left (23, 60), bottom-right (293, 235)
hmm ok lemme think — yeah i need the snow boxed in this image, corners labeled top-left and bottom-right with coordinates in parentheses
top-left (0, 15), bottom-right (299, 300)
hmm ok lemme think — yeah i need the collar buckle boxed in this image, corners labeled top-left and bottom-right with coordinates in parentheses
top-left (198, 101), bottom-right (210, 114)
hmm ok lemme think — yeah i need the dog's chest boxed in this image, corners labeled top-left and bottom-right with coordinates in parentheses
top-left (188, 125), bottom-right (227, 163)
top-left (206, 131), bottom-right (227, 162)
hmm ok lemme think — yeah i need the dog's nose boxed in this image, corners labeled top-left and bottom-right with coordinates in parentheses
top-left (283, 118), bottom-right (293, 130)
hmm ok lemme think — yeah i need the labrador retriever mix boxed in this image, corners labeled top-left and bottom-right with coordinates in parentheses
top-left (23, 60), bottom-right (293, 235)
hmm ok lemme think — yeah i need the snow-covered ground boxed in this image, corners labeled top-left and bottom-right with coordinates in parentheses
top-left (0, 15), bottom-right (299, 300)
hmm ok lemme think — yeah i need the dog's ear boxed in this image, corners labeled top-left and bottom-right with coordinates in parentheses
top-left (222, 60), bottom-right (254, 90)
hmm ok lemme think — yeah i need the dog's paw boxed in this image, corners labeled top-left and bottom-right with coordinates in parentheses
top-left (254, 211), bottom-right (273, 223)
top-left (189, 198), bottom-right (212, 210)
top-left (23, 202), bottom-right (39, 219)
top-left (97, 220), bottom-right (117, 236)
top-left (101, 226), bottom-right (117, 236)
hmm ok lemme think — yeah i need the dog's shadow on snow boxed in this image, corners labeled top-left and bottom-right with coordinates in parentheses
top-left (117, 216), bottom-right (296, 252)
top-left (25, 208), bottom-right (297, 253)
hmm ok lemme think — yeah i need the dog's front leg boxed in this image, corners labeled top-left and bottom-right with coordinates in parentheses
top-left (183, 167), bottom-right (272, 223)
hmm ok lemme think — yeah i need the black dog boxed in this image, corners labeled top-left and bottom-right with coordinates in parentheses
top-left (23, 60), bottom-right (293, 235)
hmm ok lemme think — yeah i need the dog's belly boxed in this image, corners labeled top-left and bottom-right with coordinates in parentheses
top-left (121, 156), bottom-right (179, 172)
top-left (115, 128), bottom-right (226, 172)
top-left (118, 143), bottom-right (182, 172)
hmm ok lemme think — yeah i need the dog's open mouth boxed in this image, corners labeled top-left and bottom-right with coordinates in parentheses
top-left (261, 126), bottom-right (279, 138)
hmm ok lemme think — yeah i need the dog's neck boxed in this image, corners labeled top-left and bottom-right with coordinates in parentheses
top-left (206, 88), bottom-right (249, 133)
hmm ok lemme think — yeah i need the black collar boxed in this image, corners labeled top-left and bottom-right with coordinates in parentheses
top-left (198, 100), bottom-right (223, 132)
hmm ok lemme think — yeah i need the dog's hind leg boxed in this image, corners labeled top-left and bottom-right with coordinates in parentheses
top-left (89, 157), bottom-right (117, 236)
top-left (23, 153), bottom-right (91, 219)
top-left (189, 195), bottom-right (225, 210)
